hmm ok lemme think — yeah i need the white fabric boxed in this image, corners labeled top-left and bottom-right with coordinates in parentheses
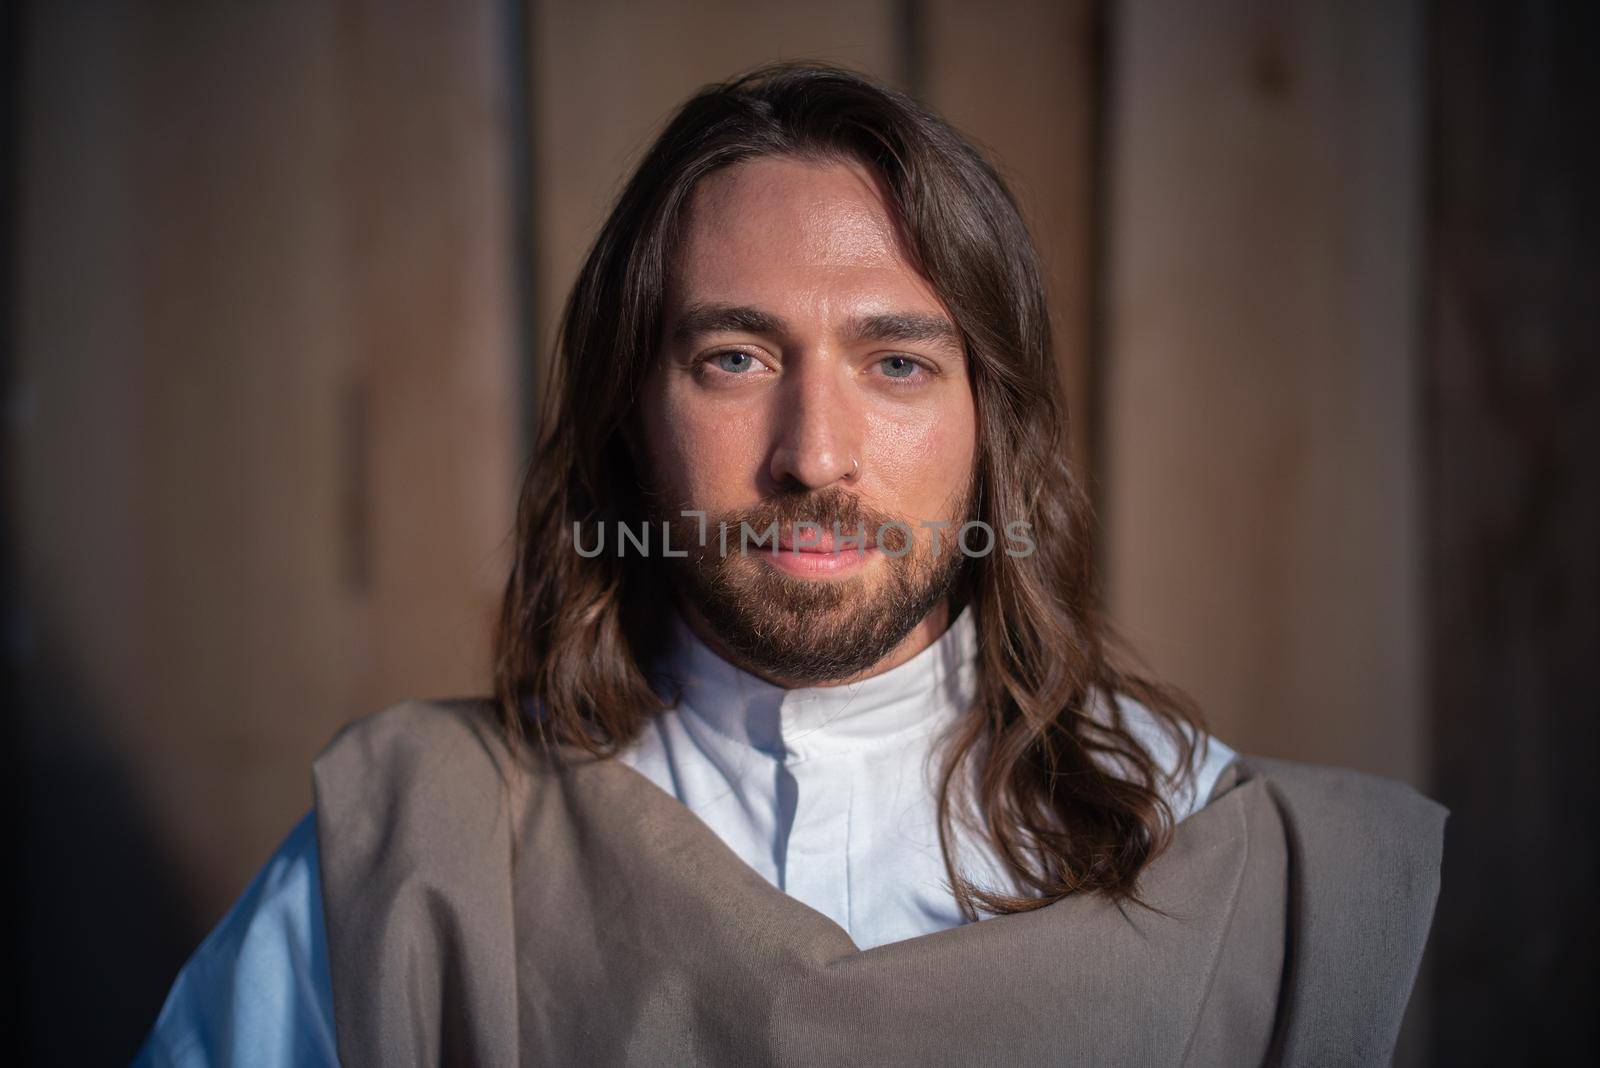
top-left (622, 604), bottom-right (1236, 948)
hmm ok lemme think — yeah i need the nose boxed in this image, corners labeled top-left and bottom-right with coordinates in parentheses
top-left (767, 359), bottom-right (862, 491)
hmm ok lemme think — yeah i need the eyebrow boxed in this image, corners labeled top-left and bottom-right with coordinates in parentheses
top-left (670, 302), bottom-right (964, 357)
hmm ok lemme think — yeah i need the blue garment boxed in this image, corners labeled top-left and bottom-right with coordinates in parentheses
top-left (134, 814), bottom-right (338, 1067)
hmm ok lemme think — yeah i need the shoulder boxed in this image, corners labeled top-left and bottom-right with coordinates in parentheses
top-left (1230, 754), bottom-right (1447, 885)
top-left (135, 812), bottom-right (339, 1067)
top-left (310, 694), bottom-right (559, 882)
top-left (1231, 755), bottom-right (1447, 846)
top-left (312, 697), bottom-right (517, 814)
top-left (315, 696), bottom-right (509, 770)
top-left (1219, 755), bottom-right (1448, 1064)
top-left (1202, 754), bottom-right (1447, 947)
top-left (312, 697), bottom-right (530, 909)
top-left (311, 702), bottom-right (533, 1061)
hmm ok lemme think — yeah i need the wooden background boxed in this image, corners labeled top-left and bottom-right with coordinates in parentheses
top-left (7, 0), bottom-right (1593, 1063)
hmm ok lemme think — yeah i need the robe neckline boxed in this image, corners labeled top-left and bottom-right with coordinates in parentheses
top-left (647, 602), bottom-right (980, 762)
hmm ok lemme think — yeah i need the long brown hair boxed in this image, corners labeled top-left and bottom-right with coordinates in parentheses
top-left (493, 61), bottom-right (1206, 916)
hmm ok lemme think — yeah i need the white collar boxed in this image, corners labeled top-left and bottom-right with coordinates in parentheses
top-left (650, 604), bottom-right (980, 761)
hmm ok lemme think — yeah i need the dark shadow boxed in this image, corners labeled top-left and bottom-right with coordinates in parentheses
top-left (14, 644), bottom-right (204, 1064)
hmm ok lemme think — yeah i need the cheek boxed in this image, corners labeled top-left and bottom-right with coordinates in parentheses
top-left (863, 393), bottom-right (977, 517)
top-left (642, 377), bottom-right (771, 507)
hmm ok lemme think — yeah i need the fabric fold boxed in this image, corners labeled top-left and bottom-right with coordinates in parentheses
top-left (316, 698), bottom-right (1444, 1067)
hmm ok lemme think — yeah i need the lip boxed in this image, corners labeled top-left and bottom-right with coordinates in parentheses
top-left (773, 538), bottom-right (875, 553)
top-left (773, 528), bottom-right (877, 554)
top-left (760, 543), bottom-right (878, 578)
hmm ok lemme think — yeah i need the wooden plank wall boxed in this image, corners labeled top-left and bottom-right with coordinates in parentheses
top-left (1101, 4), bottom-right (1464, 1060)
top-left (13, 2), bottom-right (519, 1059)
top-left (1102, 0), bottom-right (1426, 792)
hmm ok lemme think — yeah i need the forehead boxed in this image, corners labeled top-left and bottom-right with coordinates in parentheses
top-left (668, 156), bottom-right (940, 313)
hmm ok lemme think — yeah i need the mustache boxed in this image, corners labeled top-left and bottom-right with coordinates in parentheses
top-left (714, 488), bottom-right (906, 553)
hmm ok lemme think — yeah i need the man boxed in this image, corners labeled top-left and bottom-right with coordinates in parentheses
top-left (138, 63), bottom-right (1445, 1066)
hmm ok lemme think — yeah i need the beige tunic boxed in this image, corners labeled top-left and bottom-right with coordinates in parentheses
top-left (313, 699), bottom-right (1445, 1066)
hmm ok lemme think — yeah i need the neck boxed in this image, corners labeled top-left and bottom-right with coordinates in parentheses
top-left (678, 598), bottom-right (953, 690)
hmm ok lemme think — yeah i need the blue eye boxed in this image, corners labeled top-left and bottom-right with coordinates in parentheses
top-left (880, 355), bottom-right (920, 379)
top-left (713, 351), bottom-right (755, 373)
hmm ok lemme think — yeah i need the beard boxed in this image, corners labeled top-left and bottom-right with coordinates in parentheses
top-left (647, 483), bottom-right (971, 684)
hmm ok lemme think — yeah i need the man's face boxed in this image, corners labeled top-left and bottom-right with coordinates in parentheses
top-left (636, 155), bottom-right (978, 684)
